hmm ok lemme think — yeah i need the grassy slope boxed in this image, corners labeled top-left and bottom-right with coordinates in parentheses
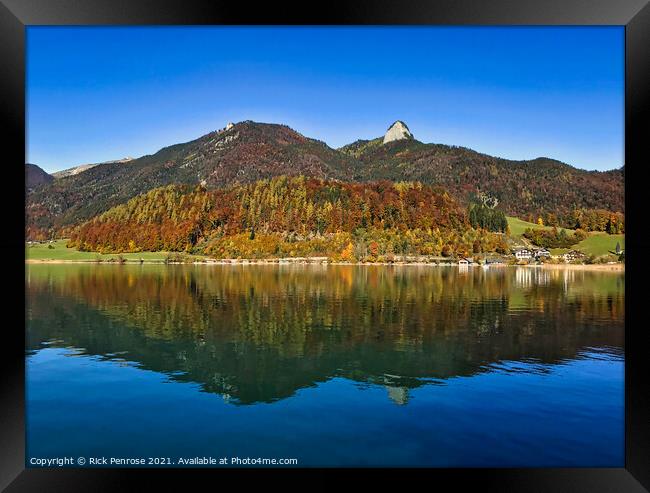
top-left (507, 216), bottom-right (624, 257)
top-left (574, 233), bottom-right (625, 257)
top-left (506, 216), bottom-right (575, 236)
top-left (26, 240), bottom-right (207, 262)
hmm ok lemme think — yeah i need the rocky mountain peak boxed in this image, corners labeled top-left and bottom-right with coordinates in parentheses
top-left (383, 121), bottom-right (413, 144)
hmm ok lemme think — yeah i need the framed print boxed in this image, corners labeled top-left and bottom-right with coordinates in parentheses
top-left (2, 0), bottom-right (649, 491)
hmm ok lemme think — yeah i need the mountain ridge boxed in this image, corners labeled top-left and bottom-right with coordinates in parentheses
top-left (52, 157), bottom-right (135, 179)
top-left (340, 135), bottom-right (624, 220)
top-left (26, 120), bottom-right (624, 239)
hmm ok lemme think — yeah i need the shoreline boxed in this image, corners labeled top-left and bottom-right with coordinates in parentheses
top-left (537, 263), bottom-right (624, 272)
top-left (25, 258), bottom-right (624, 271)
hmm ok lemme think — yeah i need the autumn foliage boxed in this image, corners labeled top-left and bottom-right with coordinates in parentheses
top-left (68, 176), bottom-right (511, 259)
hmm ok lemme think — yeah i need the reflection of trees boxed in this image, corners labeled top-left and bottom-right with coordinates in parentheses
top-left (26, 265), bottom-right (624, 405)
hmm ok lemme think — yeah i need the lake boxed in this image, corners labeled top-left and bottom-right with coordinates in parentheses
top-left (25, 264), bottom-right (624, 467)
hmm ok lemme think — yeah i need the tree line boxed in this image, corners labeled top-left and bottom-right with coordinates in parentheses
top-left (467, 201), bottom-right (508, 233)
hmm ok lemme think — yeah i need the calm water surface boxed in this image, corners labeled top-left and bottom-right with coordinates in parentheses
top-left (26, 264), bottom-right (624, 466)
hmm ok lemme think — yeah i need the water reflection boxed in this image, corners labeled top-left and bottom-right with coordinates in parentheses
top-left (26, 265), bottom-right (624, 405)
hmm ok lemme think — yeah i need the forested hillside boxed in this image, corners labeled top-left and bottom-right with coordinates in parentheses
top-left (69, 176), bottom-right (508, 259)
top-left (25, 163), bottom-right (53, 190)
top-left (341, 138), bottom-right (624, 227)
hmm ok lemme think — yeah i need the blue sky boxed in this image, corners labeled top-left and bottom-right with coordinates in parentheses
top-left (27, 26), bottom-right (624, 173)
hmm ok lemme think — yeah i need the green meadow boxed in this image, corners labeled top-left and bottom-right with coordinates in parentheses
top-left (506, 216), bottom-right (575, 236)
top-left (574, 232), bottom-right (624, 257)
top-left (26, 240), bottom-right (207, 262)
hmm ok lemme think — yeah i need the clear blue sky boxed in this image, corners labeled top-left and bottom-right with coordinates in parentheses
top-left (27, 26), bottom-right (624, 173)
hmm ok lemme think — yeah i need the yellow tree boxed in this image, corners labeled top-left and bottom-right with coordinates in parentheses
top-left (340, 242), bottom-right (355, 262)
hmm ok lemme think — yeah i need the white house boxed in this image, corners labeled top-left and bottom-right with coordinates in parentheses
top-left (535, 249), bottom-right (551, 258)
top-left (514, 249), bottom-right (533, 260)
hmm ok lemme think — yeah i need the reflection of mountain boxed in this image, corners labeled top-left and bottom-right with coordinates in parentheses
top-left (26, 265), bottom-right (624, 405)
top-left (386, 386), bottom-right (410, 406)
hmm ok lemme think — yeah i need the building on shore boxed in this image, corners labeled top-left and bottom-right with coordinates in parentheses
top-left (562, 250), bottom-right (586, 263)
top-left (514, 249), bottom-right (533, 260)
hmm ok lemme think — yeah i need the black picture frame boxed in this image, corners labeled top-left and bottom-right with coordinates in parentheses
top-left (2, 1), bottom-right (649, 491)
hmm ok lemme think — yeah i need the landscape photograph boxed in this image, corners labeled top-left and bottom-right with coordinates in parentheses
top-left (25, 26), bottom-right (624, 467)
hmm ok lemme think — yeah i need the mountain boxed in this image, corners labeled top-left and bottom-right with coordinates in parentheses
top-left (26, 121), bottom-right (359, 234)
top-left (26, 120), bottom-right (624, 238)
top-left (340, 136), bottom-right (624, 221)
top-left (25, 163), bottom-right (53, 190)
top-left (52, 157), bottom-right (134, 179)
